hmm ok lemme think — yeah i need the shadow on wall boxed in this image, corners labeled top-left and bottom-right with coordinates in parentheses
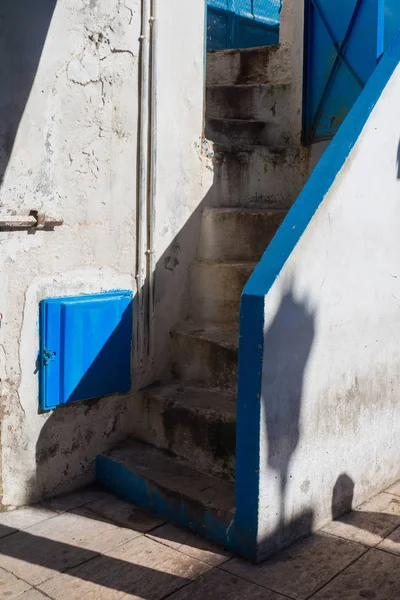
top-left (330, 473), bottom-right (400, 541)
top-left (332, 473), bottom-right (355, 519)
top-left (259, 285), bottom-right (316, 555)
top-left (0, 0), bottom-right (57, 186)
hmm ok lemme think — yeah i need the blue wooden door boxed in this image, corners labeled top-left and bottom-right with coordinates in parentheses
top-left (384, 0), bottom-right (400, 50)
top-left (304, 0), bottom-right (382, 144)
top-left (207, 0), bottom-right (281, 51)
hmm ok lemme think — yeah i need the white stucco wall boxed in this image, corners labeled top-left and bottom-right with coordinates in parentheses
top-left (258, 62), bottom-right (400, 554)
top-left (0, 0), bottom-right (210, 505)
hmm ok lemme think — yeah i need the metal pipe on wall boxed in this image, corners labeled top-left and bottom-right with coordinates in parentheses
top-left (136, 0), bottom-right (151, 375)
top-left (148, 0), bottom-right (158, 370)
top-left (135, 0), bottom-right (158, 380)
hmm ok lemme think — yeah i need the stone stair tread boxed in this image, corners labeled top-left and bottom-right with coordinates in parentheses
top-left (174, 326), bottom-right (239, 350)
top-left (206, 44), bottom-right (291, 86)
top-left (194, 258), bottom-right (257, 267)
top-left (208, 43), bottom-right (280, 55)
top-left (213, 142), bottom-right (304, 155)
top-left (207, 116), bottom-right (270, 125)
top-left (141, 381), bottom-right (236, 416)
top-left (98, 439), bottom-right (235, 517)
top-left (207, 82), bottom-right (291, 90)
top-left (203, 207), bottom-right (288, 215)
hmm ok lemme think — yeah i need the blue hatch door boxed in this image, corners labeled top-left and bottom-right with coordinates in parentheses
top-left (39, 291), bottom-right (133, 411)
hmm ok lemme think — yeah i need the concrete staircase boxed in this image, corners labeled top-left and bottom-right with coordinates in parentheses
top-left (97, 44), bottom-right (309, 548)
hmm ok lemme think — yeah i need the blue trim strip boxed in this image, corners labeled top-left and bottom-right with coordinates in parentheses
top-left (236, 29), bottom-right (400, 558)
top-left (235, 293), bottom-right (264, 561)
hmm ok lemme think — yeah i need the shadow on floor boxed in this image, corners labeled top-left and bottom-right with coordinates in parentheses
top-left (1, 479), bottom-right (400, 599)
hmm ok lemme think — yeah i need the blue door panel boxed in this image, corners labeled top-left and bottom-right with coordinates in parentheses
top-left (39, 291), bottom-right (133, 411)
top-left (304, 0), bottom-right (382, 143)
top-left (385, 0), bottom-right (400, 49)
top-left (207, 0), bottom-right (280, 51)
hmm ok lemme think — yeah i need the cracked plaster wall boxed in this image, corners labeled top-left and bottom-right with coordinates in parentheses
top-left (0, 0), bottom-right (210, 506)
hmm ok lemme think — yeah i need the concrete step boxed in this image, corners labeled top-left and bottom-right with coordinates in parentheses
top-left (189, 261), bottom-right (255, 326)
top-left (96, 440), bottom-right (235, 548)
top-left (209, 145), bottom-right (309, 208)
top-left (206, 45), bottom-right (291, 86)
top-left (171, 327), bottom-right (238, 392)
top-left (206, 83), bottom-right (291, 124)
top-left (130, 382), bottom-right (236, 481)
top-left (199, 207), bottom-right (287, 262)
top-left (205, 117), bottom-right (284, 147)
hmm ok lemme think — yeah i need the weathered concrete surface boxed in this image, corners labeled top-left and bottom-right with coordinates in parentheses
top-left (171, 327), bottom-right (238, 393)
top-left (198, 208), bottom-right (288, 262)
top-left (130, 382), bottom-right (236, 480)
top-left (206, 83), bottom-right (292, 137)
top-left (206, 45), bottom-right (291, 87)
top-left (189, 260), bottom-right (255, 326)
top-left (0, 0), bottom-right (211, 506)
top-left (209, 146), bottom-right (309, 209)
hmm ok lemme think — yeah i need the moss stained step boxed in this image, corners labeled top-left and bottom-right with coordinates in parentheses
top-left (199, 208), bottom-right (288, 262)
top-left (171, 327), bottom-right (238, 392)
top-left (131, 382), bottom-right (236, 481)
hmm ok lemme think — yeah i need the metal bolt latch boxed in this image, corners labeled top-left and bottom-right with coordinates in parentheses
top-left (0, 211), bottom-right (63, 230)
top-left (43, 348), bottom-right (57, 366)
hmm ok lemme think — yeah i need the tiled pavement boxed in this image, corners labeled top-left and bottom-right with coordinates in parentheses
top-left (2, 483), bottom-right (400, 599)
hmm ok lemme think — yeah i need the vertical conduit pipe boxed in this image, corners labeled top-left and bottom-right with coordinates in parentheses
top-left (148, 0), bottom-right (158, 369)
top-left (136, 0), bottom-right (151, 374)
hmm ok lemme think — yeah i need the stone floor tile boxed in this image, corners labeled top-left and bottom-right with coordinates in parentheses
top-left (148, 523), bottom-right (232, 567)
top-left (39, 535), bottom-right (211, 600)
top-left (42, 483), bottom-right (109, 513)
top-left (222, 532), bottom-right (367, 600)
top-left (311, 548), bottom-right (400, 599)
top-left (86, 494), bottom-right (165, 533)
top-left (0, 506), bottom-right (57, 540)
top-left (0, 565), bottom-right (31, 598)
top-left (14, 591), bottom-right (50, 599)
top-left (377, 521), bottom-right (400, 556)
top-left (167, 568), bottom-right (288, 599)
top-left (322, 492), bottom-right (400, 547)
top-left (0, 506), bottom-right (138, 585)
top-left (384, 480), bottom-right (400, 497)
